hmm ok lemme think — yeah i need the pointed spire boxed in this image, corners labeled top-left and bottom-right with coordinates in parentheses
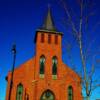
top-left (42, 5), bottom-right (56, 31)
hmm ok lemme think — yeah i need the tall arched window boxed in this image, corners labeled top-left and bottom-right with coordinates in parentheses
top-left (52, 56), bottom-right (57, 76)
top-left (68, 86), bottom-right (73, 100)
top-left (40, 55), bottom-right (45, 75)
top-left (16, 83), bottom-right (23, 100)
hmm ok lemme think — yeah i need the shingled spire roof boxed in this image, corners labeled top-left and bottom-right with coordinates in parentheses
top-left (42, 6), bottom-right (56, 31)
top-left (35, 6), bottom-right (63, 43)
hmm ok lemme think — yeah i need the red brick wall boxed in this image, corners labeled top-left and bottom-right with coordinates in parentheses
top-left (6, 31), bottom-right (83, 100)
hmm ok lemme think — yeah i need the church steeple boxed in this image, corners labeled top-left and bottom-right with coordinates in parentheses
top-left (34, 6), bottom-right (63, 43)
top-left (42, 6), bottom-right (56, 31)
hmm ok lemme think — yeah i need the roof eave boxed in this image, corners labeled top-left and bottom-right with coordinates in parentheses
top-left (36, 29), bottom-right (63, 35)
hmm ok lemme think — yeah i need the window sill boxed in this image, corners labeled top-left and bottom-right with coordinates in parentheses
top-left (52, 75), bottom-right (57, 80)
top-left (39, 74), bottom-right (44, 79)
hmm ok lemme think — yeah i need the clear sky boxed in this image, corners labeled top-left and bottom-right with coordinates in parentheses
top-left (0, 0), bottom-right (100, 100)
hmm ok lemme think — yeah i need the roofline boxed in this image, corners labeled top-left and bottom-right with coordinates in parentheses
top-left (36, 29), bottom-right (63, 35)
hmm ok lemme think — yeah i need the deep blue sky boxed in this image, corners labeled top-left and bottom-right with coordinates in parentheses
top-left (0, 0), bottom-right (100, 99)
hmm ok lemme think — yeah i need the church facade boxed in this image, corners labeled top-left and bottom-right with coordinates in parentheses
top-left (6, 8), bottom-right (82, 100)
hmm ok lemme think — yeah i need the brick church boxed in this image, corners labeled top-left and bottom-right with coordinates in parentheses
top-left (6, 7), bottom-right (82, 100)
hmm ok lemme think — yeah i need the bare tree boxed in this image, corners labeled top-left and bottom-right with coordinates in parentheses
top-left (57, 0), bottom-right (100, 99)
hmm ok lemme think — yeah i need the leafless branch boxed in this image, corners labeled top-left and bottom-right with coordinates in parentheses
top-left (58, 0), bottom-right (100, 99)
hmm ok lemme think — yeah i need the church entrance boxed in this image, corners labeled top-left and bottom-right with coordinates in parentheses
top-left (40, 90), bottom-right (55, 100)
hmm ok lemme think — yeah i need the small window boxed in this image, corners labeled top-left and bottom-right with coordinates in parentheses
top-left (55, 35), bottom-right (58, 44)
top-left (16, 84), bottom-right (23, 100)
top-left (41, 33), bottom-right (44, 43)
top-left (40, 55), bottom-right (45, 76)
top-left (48, 34), bottom-right (51, 44)
top-left (68, 86), bottom-right (73, 100)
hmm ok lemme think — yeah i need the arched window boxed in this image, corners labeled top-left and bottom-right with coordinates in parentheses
top-left (68, 86), bottom-right (73, 100)
top-left (40, 90), bottom-right (55, 100)
top-left (52, 56), bottom-right (57, 75)
top-left (16, 83), bottom-right (23, 100)
top-left (40, 55), bottom-right (45, 75)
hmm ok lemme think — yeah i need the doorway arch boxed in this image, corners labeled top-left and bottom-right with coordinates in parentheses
top-left (40, 90), bottom-right (55, 100)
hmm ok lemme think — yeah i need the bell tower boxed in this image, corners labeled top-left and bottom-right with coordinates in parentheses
top-left (34, 7), bottom-right (63, 79)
